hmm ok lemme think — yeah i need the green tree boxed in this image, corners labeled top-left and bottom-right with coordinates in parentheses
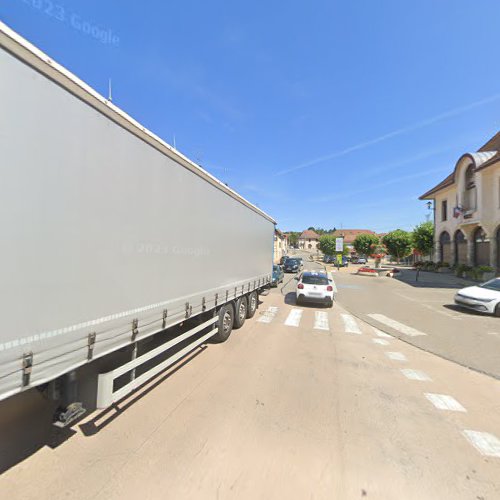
top-left (412, 221), bottom-right (434, 257)
top-left (318, 235), bottom-right (337, 256)
top-left (382, 230), bottom-right (413, 263)
top-left (353, 234), bottom-right (380, 256)
top-left (288, 232), bottom-right (299, 247)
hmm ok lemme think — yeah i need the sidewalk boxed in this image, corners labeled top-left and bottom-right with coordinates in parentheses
top-left (394, 268), bottom-right (476, 289)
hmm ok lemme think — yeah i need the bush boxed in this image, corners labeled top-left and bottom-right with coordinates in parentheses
top-left (478, 265), bottom-right (494, 273)
top-left (456, 264), bottom-right (472, 277)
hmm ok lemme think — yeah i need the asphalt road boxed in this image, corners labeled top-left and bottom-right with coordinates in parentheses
top-left (323, 259), bottom-right (500, 380)
top-left (1, 251), bottom-right (500, 499)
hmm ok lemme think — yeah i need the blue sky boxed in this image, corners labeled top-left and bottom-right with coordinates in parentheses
top-left (2, 0), bottom-right (500, 232)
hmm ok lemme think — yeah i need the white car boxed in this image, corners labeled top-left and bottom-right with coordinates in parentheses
top-left (296, 271), bottom-right (337, 307)
top-left (454, 278), bottom-right (500, 316)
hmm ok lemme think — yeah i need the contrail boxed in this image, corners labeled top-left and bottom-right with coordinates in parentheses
top-left (274, 93), bottom-right (500, 177)
top-left (307, 166), bottom-right (450, 203)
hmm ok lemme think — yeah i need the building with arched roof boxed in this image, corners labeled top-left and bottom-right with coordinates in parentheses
top-left (419, 131), bottom-right (500, 269)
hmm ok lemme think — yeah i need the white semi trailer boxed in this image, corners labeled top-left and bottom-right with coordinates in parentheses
top-left (0, 22), bottom-right (275, 426)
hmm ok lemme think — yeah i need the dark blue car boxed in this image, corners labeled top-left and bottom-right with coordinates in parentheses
top-left (272, 264), bottom-right (284, 287)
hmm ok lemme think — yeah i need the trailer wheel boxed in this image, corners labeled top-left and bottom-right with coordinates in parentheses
top-left (246, 291), bottom-right (258, 318)
top-left (212, 304), bottom-right (234, 343)
top-left (233, 297), bottom-right (247, 329)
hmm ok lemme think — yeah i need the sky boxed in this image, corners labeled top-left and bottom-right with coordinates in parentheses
top-left (2, 0), bottom-right (500, 233)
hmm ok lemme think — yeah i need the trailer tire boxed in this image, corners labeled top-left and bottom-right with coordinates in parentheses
top-left (246, 291), bottom-right (258, 318)
top-left (212, 304), bottom-right (234, 343)
top-left (233, 297), bottom-right (247, 329)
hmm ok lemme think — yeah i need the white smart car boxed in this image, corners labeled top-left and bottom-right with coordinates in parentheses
top-left (454, 278), bottom-right (500, 316)
top-left (296, 271), bottom-right (337, 307)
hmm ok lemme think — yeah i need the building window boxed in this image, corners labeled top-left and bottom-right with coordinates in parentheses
top-left (441, 200), bottom-right (447, 221)
top-left (463, 165), bottom-right (476, 213)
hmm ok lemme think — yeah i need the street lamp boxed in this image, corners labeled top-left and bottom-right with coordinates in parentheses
top-left (426, 201), bottom-right (434, 222)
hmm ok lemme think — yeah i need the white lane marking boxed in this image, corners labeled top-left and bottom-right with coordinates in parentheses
top-left (368, 314), bottom-right (427, 336)
top-left (285, 308), bottom-right (303, 327)
top-left (424, 393), bottom-right (466, 412)
top-left (314, 311), bottom-right (329, 331)
top-left (385, 352), bottom-right (407, 361)
top-left (462, 431), bottom-right (500, 457)
top-left (487, 332), bottom-right (500, 335)
top-left (372, 338), bottom-right (389, 345)
top-left (372, 327), bottom-right (391, 338)
top-left (341, 314), bottom-right (362, 334)
top-left (257, 306), bottom-right (278, 324)
top-left (401, 369), bottom-right (432, 381)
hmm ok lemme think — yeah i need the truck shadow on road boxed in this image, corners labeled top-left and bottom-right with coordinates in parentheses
top-left (79, 347), bottom-right (207, 437)
top-left (0, 390), bottom-right (77, 474)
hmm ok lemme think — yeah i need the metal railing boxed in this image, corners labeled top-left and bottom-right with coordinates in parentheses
top-left (96, 316), bottom-right (218, 408)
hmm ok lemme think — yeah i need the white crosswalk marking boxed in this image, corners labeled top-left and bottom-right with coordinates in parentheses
top-left (462, 431), bottom-right (500, 457)
top-left (425, 393), bottom-right (466, 412)
top-left (385, 352), bottom-right (407, 362)
top-left (285, 308), bottom-right (303, 327)
top-left (341, 314), bottom-right (362, 334)
top-left (367, 314), bottom-right (427, 336)
top-left (314, 311), bottom-right (330, 331)
top-left (372, 327), bottom-right (391, 338)
top-left (257, 306), bottom-right (278, 324)
top-left (401, 369), bottom-right (432, 381)
top-left (372, 338), bottom-right (389, 345)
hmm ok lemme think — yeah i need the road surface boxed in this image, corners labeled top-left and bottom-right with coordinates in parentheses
top-left (325, 258), bottom-right (500, 379)
top-left (1, 252), bottom-right (499, 499)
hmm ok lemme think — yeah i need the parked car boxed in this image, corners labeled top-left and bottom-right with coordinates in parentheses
top-left (284, 258), bottom-right (303, 273)
top-left (357, 257), bottom-right (367, 265)
top-left (272, 264), bottom-right (284, 287)
top-left (454, 278), bottom-right (500, 316)
top-left (295, 271), bottom-right (336, 307)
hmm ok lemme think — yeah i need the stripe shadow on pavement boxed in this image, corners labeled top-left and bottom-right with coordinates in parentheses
top-left (367, 314), bottom-right (427, 337)
top-left (424, 393), bottom-right (466, 412)
top-left (401, 369), bottom-right (432, 381)
top-left (462, 430), bottom-right (500, 458)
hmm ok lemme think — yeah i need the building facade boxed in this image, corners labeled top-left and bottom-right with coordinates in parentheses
top-left (273, 229), bottom-right (288, 263)
top-left (420, 131), bottom-right (500, 269)
top-left (298, 229), bottom-right (320, 250)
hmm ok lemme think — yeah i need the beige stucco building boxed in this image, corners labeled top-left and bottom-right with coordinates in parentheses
top-left (273, 229), bottom-right (288, 263)
top-left (420, 131), bottom-right (500, 269)
top-left (298, 229), bottom-right (320, 251)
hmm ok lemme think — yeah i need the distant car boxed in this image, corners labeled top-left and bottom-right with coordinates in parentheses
top-left (323, 255), bottom-right (333, 263)
top-left (357, 257), bottom-right (367, 265)
top-left (283, 258), bottom-right (303, 273)
top-left (271, 264), bottom-right (284, 287)
top-left (296, 271), bottom-right (336, 307)
top-left (454, 278), bottom-right (500, 316)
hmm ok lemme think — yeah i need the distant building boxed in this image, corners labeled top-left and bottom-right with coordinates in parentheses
top-left (274, 229), bottom-right (288, 263)
top-left (419, 131), bottom-right (500, 268)
top-left (298, 229), bottom-right (320, 250)
top-left (331, 229), bottom-right (377, 253)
